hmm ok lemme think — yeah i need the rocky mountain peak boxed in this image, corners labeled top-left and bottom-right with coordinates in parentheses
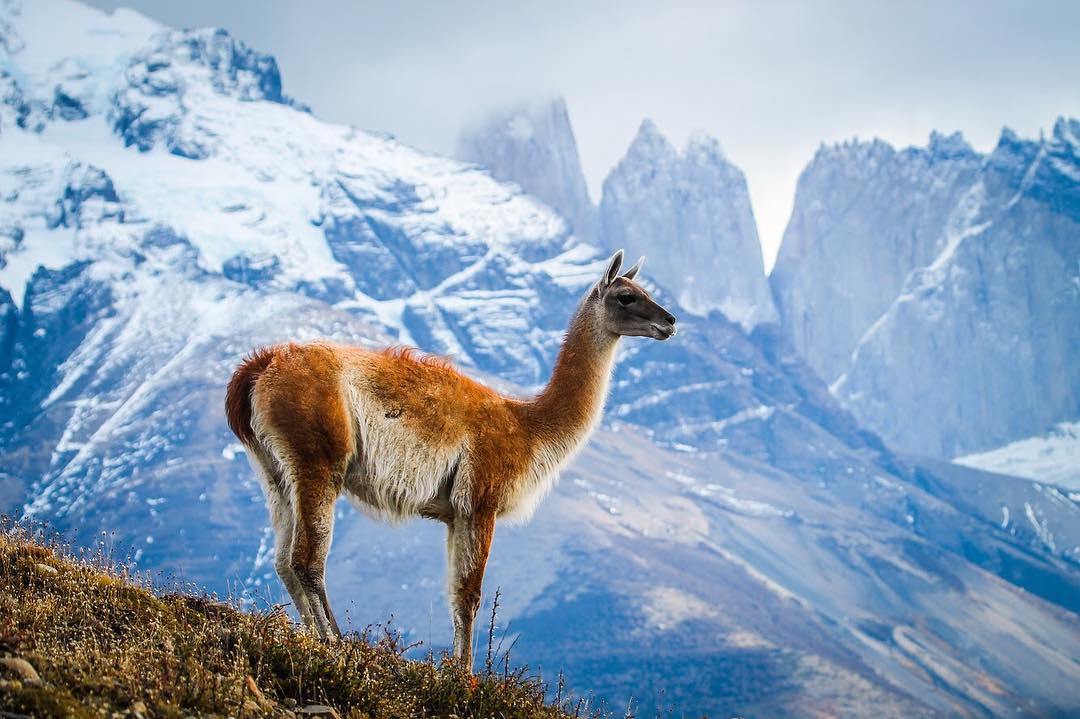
top-left (455, 96), bottom-right (597, 242)
top-left (600, 121), bottom-right (776, 328)
top-left (624, 117), bottom-right (677, 162)
top-left (927, 130), bottom-right (975, 160)
top-left (685, 129), bottom-right (725, 159)
top-left (774, 122), bottom-right (1078, 457)
top-left (1052, 116), bottom-right (1079, 147)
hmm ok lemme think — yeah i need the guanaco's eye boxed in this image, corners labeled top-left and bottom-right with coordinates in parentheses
top-left (617, 294), bottom-right (636, 306)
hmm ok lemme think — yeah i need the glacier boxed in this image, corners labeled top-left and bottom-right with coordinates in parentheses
top-left (955, 421), bottom-right (1080, 491)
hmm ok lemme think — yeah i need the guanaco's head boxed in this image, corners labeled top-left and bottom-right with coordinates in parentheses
top-left (594, 250), bottom-right (677, 341)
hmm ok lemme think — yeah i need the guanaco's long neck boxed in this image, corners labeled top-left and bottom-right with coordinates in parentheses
top-left (524, 294), bottom-right (620, 450)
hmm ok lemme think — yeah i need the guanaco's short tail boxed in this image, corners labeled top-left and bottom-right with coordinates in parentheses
top-left (225, 347), bottom-right (277, 445)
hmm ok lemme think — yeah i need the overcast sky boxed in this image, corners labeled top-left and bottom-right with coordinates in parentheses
top-left (85, 0), bottom-right (1080, 271)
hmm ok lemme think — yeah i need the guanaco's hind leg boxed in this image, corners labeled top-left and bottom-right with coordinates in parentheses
top-left (248, 342), bottom-right (354, 640)
top-left (248, 446), bottom-right (313, 622)
top-left (289, 466), bottom-right (344, 639)
top-left (446, 511), bottom-right (496, 670)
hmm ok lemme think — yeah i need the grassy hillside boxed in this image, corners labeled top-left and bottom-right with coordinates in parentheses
top-left (0, 525), bottom-right (592, 719)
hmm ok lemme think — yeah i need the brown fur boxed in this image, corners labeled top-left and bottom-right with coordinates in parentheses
top-left (224, 346), bottom-right (276, 445)
top-left (252, 342), bottom-right (357, 468)
top-left (232, 340), bottom-right (579, 514)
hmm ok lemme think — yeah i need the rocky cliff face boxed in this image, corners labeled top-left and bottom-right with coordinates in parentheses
top-left (600, 120), bottom-right (777, 329)
top-left (771, 125), bottom-right (1079, 457)
top-left (455, 97), bottom-right (598, 242)
top-left (2, 2), bottom-right (1078, 716)
top-left (770, 132), bottom-right (982, 381)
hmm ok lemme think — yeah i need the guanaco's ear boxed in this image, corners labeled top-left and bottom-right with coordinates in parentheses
top-left (603, 250), bottom-right (624, 288)
top-left (621, 256), bottom-right (644, 281)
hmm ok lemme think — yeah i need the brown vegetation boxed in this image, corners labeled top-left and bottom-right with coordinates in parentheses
top-left (0, 523), bottom-right (593, 719)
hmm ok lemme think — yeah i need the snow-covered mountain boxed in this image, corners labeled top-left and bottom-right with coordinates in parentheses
top-left (955, 421), bottom-right (1080, 492)
top-left (771, 125), bottom-right (1080, 458)
top-left (2, 2), bottom-right (1079, 716)
top-left (455, 97), bottom-right (598, 243)
top-left (600, 120), bottom-right (777, 329)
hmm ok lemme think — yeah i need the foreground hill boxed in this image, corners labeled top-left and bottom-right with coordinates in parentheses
top-left (0, 525), bottom-right (576, 719)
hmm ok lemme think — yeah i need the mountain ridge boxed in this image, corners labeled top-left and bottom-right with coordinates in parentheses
top-left (772, 119), bottom-right (1079, 457)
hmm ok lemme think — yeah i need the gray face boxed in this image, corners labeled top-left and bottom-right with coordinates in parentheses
top-left (596, 251), bottom-right (677, 341)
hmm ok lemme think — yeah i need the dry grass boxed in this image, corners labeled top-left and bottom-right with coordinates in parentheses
top-left (0, 522), bottom-right (595, 719)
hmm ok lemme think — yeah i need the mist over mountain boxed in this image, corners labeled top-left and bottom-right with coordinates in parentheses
top-left (2, 1), bottom-right (1078, 716)
top-left (456, 97), bottom-right (598, 243)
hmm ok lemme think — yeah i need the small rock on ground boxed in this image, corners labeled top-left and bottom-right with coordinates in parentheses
top-left (0, 657), bottom-right (41, 686)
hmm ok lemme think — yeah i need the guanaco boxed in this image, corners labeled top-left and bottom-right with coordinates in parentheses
top-left (225, 250), bottom-right (676, 668)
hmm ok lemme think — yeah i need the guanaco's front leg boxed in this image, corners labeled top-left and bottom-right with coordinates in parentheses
top-left (446, 510), bottom-right (496, 671)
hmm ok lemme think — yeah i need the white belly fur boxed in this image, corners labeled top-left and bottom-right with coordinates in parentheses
top-left (341, 379), bottom-right (467, 521)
